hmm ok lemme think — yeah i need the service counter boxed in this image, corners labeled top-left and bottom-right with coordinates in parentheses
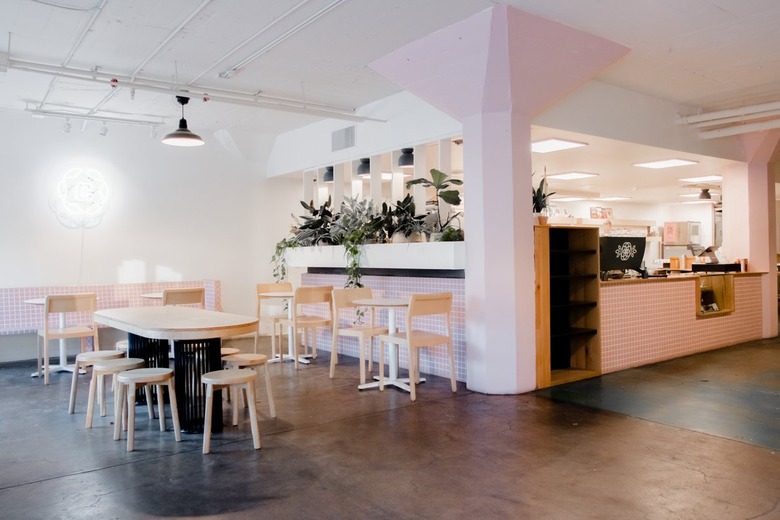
top-left (599, 272), bottom-right (764, 374)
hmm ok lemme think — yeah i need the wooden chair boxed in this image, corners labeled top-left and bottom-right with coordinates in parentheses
top-left (37, 294), bottom-right (100, 386)
top-left (162, 287), bottom-right (205, 307)
top-left (255, 282), bottom-right (292, 356)
top-left (330, 288), bottom-right (388, 384)
top-left (278, 286), bottom-right (333, 369)
top-left (375, 292), bottom-right (457, 401)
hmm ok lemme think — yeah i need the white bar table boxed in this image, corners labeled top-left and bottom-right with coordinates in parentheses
top-left (352, 297), bottom-right (422, 392)
top-left (259, 291), bottom-right (312, 365)
top-left (24, 298), bottom-right (76, 377)
top-left (94, 306), bottom-right (257, 433)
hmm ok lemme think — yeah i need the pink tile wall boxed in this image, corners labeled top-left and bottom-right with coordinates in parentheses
top-left (600, 276), bottom-right (763, 373)
top-left (302, 273), bottom-right (466, 382)
top-left (0, 280), bottom-right (221, 336)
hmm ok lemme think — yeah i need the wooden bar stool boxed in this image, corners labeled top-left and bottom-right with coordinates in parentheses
top-left (114, 368), bottom-right (182, 452)
top-left (85, 357), bottom-right (145, 428)
top-left (69, 350), bottom-right (125, 414)
top-left (222, 353), bottom-right (276, 419)
top-left (201, 369), bottom-right (261, 454)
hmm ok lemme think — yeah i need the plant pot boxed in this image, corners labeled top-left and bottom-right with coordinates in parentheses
top-left (536, 215), bottom-right (549, 225)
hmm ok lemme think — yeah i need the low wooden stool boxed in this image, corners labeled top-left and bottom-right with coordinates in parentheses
top-left (201, 369), bottom-right (261, 454)
top-left (85, 357), bottom-right (145, 428)
top-left (69, 350), bottom-right (125, 414)
top-left (114, 368), bottom-right (182, 452)
top-left (222, 353), bottom-right (276, 419)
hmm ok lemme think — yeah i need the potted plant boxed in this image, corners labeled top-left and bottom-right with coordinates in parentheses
top-left (405, 168), bottom-right (463, 238)
top-left (532, 176), bottom-right (555, 225)
top-left (330, 197), bottom-right (383, 287)
top-left (380, 193), bottom-right (431, 243)
top-left (294, 196), bottom-right (336, 246)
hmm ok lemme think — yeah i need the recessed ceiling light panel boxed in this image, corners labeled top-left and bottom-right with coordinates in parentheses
top-left (547, 172), bottom-right (598, 181)
top-left (634, 158), bottom-right (698, 169)
top-left (594, 196), bottom-right (630, 201)
top-left (531, 138), bottom-right (588, 154)
top-left (551, 196), bottom-right (588, 202)
top-left (678, 175), bottom-right (722, 183)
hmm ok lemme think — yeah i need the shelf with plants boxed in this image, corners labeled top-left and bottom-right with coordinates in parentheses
top-left (535, 225), bottom-right (601, 388)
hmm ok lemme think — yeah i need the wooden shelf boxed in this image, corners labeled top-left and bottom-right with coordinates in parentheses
top-left (535, 226), bottom-right (602, 389)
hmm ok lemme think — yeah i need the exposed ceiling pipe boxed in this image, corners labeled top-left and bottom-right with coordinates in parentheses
top-left (39, 0), bottom-right (108, 107)
top-left (218, 0), bottom-right (347, 79)
top-left (688, 108), bottom-right (780, 128)
top-left (191, 0), bottom-right (311, 84)
top-left (676, 99), bottom-right (780, 125)
top-left (88, 0), bottom-right (214, 115)
top-left (698, 118), bottom-right (780, 139)
top-left (27, 107), bottom-right (164, 127)
top-left (10, 58), bottom-right (385, 123)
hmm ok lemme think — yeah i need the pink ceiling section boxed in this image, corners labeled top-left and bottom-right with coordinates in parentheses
top-left (371, 5), bottom-right (629, 119)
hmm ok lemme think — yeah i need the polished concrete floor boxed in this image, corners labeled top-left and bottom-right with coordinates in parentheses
top-left (0, 336), bottom-right (778, 519)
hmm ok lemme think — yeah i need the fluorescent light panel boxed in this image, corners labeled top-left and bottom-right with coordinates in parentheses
top-left (594, 196), bottom-right (630, 201)
top-left (634, 158), bottom-right (698, 169)
top-left (531, 138), bottom-right (587, 153)
top-left (678, 175), bottom-right (722, 183)
top-left (551, 196), bottom-right (587, 202)
top-left (547, 172), bottom-right (598, 181)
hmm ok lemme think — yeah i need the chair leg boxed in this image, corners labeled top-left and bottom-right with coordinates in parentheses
top-left (253, 331), bottom-right (258, 355)
top-left (145, 385), bottom-right (155, 419)
top-left (378, 341), bottom-right (385, 391)
top-left (126, 382), bottom-right (137, 452)
top-left (86, 370), bottom-right (98, 429)
top-left (246, 380), bottom-right (261, 450)
top-left (37, 336), bottom-right (42, 381)
top-left (203, 384), bottom-right (214, 454)
top-left (43, 338), bottom-right (50, 386)
top-left (99, 372), bottom-right (107, 417)
top-left (167, 378), bottom-right (182, 442)
top-left (447, 341), bottom-right (457, 393)
top-left (293, 328), bottom-right (300, 370)
top-left (329, 333), bottom-right (338, 379)
top-left (358, 337), bottom-right (366, 385)
top-left (232, 385), bottom-right (240, 427)
top-left (68, 361), bottom-right (80, 413)
top-left (263, 363), bottom-right (276, 418)
top-left (113, 382), bottom-right (125, 441)
top-left (157, 384), bottom-right (166, 432)
top-left (408, 348), bottom-right (417, 402)
top-left (311, 327), bottom-right (318, 359)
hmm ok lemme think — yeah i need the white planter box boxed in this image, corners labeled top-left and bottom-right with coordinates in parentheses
top-left (285, 242), bottom-right (466, 270)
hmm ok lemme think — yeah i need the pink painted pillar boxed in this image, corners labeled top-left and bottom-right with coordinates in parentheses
top-left (740, 132), bottom-right (779, 338)
top-left (372, 6), bottom-right (627, 393)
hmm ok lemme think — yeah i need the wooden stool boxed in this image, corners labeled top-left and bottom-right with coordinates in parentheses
top-left (68, 350), bottom-right (125, 414)
top-left (222, 354), bottom-right (276, 418)
top-left (85, 357), bottom-right (145, 428)
top-left (201, 369), bottom-right (261, 454)
top-left (115, 339), bottom-right (129, 355)
top-left (220, 347), bottom-right (241, 357)
top-left (114, 368), bottom-right (182, 452)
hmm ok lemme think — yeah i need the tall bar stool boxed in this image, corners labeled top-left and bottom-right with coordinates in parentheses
top-left (222, 353), bottom-right (276, 419)
top-left (201, 369), bottom-right (261, 454)
top-left (69, 350), bottom-right (125, 414)
top-left (114, 368), bottom-right (182, 452)
top-left (85, 357), bottom-right (145, 428)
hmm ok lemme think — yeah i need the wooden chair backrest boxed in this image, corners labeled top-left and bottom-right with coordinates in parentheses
top-left (294, 285), bottom-right (333, 308)
top-left (256, 281), bottom-right (293, 318)
top-left (406, 292), bottom-right (452, 334)
top-left (162, 288), bottom-right (205, 307)
top-left (45, 293), bottom-right (97, 314)
top-left (332, 287), bottom-right (372, 311)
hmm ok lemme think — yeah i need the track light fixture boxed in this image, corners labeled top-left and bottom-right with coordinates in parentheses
top-left (162, 96), bottom-right (204, 147)
top-left (398, 148), bottom-right (414, 169)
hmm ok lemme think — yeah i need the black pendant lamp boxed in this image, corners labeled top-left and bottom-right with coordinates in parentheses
top-left (162, 96), bottom-right (204, 147)
top-left (398, 148), bottom-right (414, 169)
top-left (356, 158), bottom-right (370, 177)
top-left (323, 166), bottom-right (334, 183)
top-left (698, 188), bottom-right (712, 200)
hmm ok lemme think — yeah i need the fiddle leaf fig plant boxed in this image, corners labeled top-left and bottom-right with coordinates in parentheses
top-left (405, 168), bottom-right (463, 232)
top-left (532, 177), bottom-right (555, 213)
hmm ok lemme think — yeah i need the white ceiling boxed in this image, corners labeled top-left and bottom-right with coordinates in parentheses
top-left (2, 0), bottom-right (780, 203)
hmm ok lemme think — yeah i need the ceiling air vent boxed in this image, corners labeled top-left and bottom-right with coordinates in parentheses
top-left (332, 125), bottom-right (356, 151)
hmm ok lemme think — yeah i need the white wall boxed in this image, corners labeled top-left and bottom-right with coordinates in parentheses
top-left (0, 110), bottom-right (300, 316)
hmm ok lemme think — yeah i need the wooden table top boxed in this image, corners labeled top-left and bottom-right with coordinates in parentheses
top-left (94, 306), bottom-right (258, 341)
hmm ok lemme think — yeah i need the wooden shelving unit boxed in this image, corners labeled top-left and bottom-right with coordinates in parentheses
top-left (535, 225), bottom-right (602, 388)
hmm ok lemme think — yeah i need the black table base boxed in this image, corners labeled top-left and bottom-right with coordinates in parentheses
top-left (127, 333), bottom-right (222, 434)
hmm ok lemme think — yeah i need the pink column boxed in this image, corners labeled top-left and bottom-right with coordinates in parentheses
top-left (372, 6), bottom-right (627, 393)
